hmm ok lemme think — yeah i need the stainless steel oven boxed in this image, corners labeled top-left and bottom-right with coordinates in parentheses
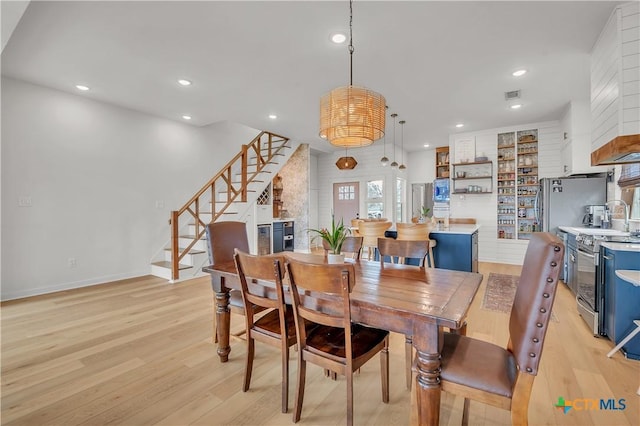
top-left (576, 235), bottom-right (599, 335)
top-left (575, 231), bottom-right (640, 336)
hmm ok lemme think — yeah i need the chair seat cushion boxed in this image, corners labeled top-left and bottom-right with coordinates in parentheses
top-left (306, 324), bottom-right (388, 359)
top-left (440, 333), bottom-right (517, 398)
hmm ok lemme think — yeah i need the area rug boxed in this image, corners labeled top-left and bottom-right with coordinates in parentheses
top-left (482, 273), bottom-right (558, 322)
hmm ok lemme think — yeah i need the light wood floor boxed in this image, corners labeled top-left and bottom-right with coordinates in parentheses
top-left (1, 262), bottom-right (638, 425)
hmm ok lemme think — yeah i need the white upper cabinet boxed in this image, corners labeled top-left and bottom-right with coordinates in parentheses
top-left (560, 101), bottom-right (610, 176)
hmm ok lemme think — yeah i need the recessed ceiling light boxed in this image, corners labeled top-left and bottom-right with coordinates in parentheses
top-left (512, 69), bottom-right (527, 77)
top-left (423, 144), bottom-right (430, 148)
top-left (178, 79), bottom-right (192, 86)
top-left (510, 104), bottom-right (522, 109)
top-left (268, 114), bottom-right (277, 119)
top-left (182, 115), bottom-right (192, 120)
top-left (331, 33), bottom-right (347, 44)
top-left (75, 84), bottom-right (89, 91)
top-left (455, 123), bottom-right (464, 128)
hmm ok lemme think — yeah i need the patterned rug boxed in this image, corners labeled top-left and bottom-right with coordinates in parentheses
top-left (482, 273), bottom-right (558, 322)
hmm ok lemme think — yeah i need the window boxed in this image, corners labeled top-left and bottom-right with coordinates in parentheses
top-left (338, 184), bottom-right (355, 200)
top-left (366, 180), bottom-right (384, 218)
top-left (631, 188), bottom-right (640, 220)
top-left (396, 177), bottom-right (406, 222)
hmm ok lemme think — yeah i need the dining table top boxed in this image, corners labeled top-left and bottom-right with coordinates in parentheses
top-left (203, 252), bottom-right (483, 334)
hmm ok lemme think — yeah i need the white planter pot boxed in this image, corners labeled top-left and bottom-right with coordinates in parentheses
top-left (327, 253), bottom-right (345, 264)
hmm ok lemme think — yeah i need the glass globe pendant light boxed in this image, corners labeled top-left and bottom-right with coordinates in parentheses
top-left (399, 120), bottom-right (407, 171)
top-left (390, 113), bottom-right (398, 168)
top-left (380, 106), bottom-right (389, 166)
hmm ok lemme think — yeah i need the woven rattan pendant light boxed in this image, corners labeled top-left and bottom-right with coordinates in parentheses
top-left (319, 0), bottom-right (386, 148)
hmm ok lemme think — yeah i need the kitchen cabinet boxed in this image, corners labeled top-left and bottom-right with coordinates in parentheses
top-left (496, 129), bottom-right (539, 240)
top-left (560, 101), bottom-right (609, 175)
top-left (430, 228), bottom-right (478, 273)
top-left (451, 161), bottom-right (492, 195)
top-left (602, 245), bottom-right (640, 360)
top-left (436, 146), bottom-right (450, 178)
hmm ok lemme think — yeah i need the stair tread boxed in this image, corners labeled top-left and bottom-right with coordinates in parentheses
top-left (163, 248), bottom-right (206, 254)
top-left (247, 161), bottom-right (278, 166)
top-left (179, 234), bottom-right (207, 239)
top-left (152, 261), bottom-right (192, 270)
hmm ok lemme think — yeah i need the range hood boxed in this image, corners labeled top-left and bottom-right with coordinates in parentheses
top-left (591, 135), bottom-right (640, 165)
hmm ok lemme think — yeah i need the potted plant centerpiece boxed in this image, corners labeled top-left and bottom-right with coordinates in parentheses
top-left (309, 214), bottom-right (351, 264)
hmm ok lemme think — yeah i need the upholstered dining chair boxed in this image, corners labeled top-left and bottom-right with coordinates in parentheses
top-left (322, 236), bottom-right (364, 261)
top-left (205, 221), bottom-right (266, 343)
top-left (438, 232), bottom-right (564, 425)
top-left (394, 222), bottom-right (437, 268)
top-left (233, 250), bottom-right (307, 413)
top-left (285, 258), bottom-right (390, 426)
top-left (358, 220), bottom-right (392, 260)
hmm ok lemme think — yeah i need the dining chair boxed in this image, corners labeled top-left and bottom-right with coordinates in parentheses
top-left (285, 258), bottom-right (390, 425)
top-left (377, 236), bottom-right (432, 390)
top-left (233, 250), bottom-right (300, 413)
top-left (322, 236), bottom-right (364, 261)
top-left (205, 221), bottom-right (266, 343)
top-left (395, 222), bottom-right (437, 268)
top-left (358, 220), bottom-right (392, 260)
top-left (438, 232), bottom-right (564, 425)
top-left (377, 237), bottom-right (430, 269)
top-left (448, 218), bottom-right (477, 224)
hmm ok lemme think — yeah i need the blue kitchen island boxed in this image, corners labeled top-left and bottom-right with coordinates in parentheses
top-left (384, 224), bottom-right (479, 272)
top-left (601, 242), bottom-right (640, 360)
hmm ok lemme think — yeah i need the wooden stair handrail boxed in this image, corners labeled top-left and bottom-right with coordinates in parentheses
top-left (169, 131), bottom-right (289, 280)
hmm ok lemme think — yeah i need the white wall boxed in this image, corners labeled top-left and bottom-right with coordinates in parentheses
top-left (316, 143), bottom-right (406, 229)
top-left (406, 149), bottom-right (437, 185)
top-left (1, 77), bottom-right (259, 300)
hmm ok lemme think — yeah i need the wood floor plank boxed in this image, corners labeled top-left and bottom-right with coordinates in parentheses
top-left (2, 263), bottom-right (638, 425)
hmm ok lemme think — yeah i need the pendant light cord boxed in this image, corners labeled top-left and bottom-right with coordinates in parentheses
top-left (349, 0), bottom-right (354, 86)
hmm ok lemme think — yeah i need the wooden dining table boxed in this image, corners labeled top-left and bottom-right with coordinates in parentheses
top-left (202, 253), bottom-right (483, 426)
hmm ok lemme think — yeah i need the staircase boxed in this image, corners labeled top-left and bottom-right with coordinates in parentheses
top-left (150, 131), bottom-right (294, 281)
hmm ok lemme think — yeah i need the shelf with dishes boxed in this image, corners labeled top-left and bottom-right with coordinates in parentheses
top-left (451, 161), bottom-right (493, 194)
top-left (436, 146), bottom-right (450, 178)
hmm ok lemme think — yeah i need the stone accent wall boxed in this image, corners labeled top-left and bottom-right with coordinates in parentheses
top-left (278, 144), bottom-right (310, 252)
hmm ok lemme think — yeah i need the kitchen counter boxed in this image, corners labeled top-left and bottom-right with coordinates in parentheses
top-left (601, 242), bottom-right (640, 252)
top-left (616, 270), bottom-right (640, 286)
top-left (430, 224), bottom-right (480, 235)
top-left (558, 226), bottom-right (630, 237)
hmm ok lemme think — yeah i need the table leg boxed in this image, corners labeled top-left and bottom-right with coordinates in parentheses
top-left (214, 289), bottom-right (231, 363)
top-left (413, 324), bottom-right (441, 426)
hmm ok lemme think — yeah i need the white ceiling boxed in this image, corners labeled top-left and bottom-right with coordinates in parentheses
top-left (1, 1), bottom-right (620, 153)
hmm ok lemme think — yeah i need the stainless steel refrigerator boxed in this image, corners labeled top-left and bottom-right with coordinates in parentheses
top-left (535, 176), bottom-right (607, 232)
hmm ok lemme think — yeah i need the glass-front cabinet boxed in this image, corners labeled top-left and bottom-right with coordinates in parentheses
top-left (497, 129), bottom-right (539, 240)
